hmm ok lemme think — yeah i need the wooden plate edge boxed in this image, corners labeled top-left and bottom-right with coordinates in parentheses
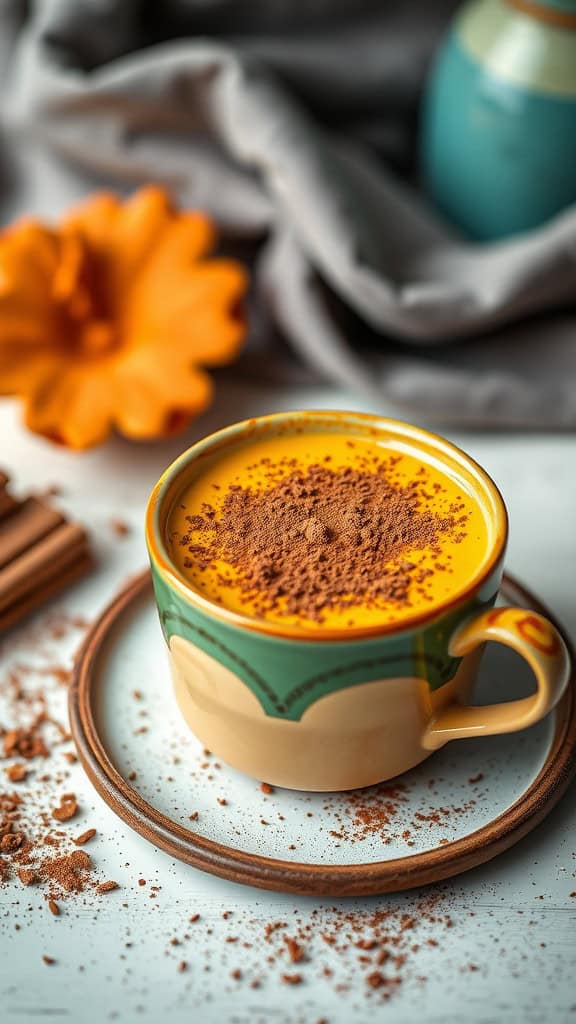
top-left (69, 570), bottom-right (576, 897)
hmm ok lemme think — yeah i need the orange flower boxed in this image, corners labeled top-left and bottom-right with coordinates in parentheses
top-left (0, 187), bottom-right (248, 449)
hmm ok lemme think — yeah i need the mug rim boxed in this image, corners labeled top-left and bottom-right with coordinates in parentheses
top-left (146, 410), bottom-right (508, 642)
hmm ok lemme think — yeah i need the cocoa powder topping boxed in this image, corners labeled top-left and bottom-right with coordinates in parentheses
top-left (179, 457), bottom-right (467, 622)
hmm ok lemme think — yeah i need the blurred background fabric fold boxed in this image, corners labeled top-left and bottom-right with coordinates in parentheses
top-left (1, 0), bottom-right (576, 427)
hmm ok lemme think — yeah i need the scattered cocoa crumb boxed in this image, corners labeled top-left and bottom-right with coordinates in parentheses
top-left (260, 783), bottom-right (273, 795)
top-left (189, 914), bottom-right (200, 923)
top-left (366, 972), bottom-right (386, 989)
top-left (0, 608), bottom-right (96, 925)
top-left (52, 794), bottom-right (78, 822)
top-left (73, 829), bottom-right (96, 846)
top-left (217, 798), bottom-right (227, 806)
top-left (284, 938), bottom-right (305, 963)
top-left (42, 955), bottom-right (55, 965)
top-left (468, 773), bottom-right (484, 784)
top-left (178, 961), bottom-right (188, 973)
top-left (96, 880), bottom-right (119, 894)
top-left (282, 973), bottom-right (303, 985)
top-left (48, 899), bottom-right (60, 916)
top-left (41, 850), bottom-right (91, 893)
top-left (189, 811), bottom-right (199, 821)
top-left (110, 518), bottom-right (130, 538)
top-left (231, 969), bottom-right (242, 981)
top-left (3, 724), bottom-right (48, 760)
top-left (1, 832), bottom-right (24, 852)
top-left (18, 867), bottom-right (37, 885)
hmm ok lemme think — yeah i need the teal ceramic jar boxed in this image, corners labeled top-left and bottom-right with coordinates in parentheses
top-left (422, 0), bottom-right (576, 240)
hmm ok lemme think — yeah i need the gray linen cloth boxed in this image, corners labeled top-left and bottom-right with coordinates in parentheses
top-left (1, 0), bottom-right (576, 427)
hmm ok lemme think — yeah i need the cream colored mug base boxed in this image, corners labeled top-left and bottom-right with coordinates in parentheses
top-left (168, 636), bottom-right (482, 791)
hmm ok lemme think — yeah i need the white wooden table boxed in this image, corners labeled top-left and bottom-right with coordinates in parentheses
top-left (1, 383), bottom-right (575, 1024)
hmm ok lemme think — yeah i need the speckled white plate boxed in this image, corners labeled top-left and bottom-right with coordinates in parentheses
top-left (70, 572), bottom-right (576, 896)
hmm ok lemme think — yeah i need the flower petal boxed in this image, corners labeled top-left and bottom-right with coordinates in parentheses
top-left (65, 187), bottom-right (216, 299)
top-left (62, 192), bottom-right (122, 252)
top-left (113, 359), bottom-right (213, 440)
top-left (53, 371), bottom-right (115, 449)
top-left (0, 223), bottom-right (61, 319)
top-left (0, 348), bottom-right (61, 396)
top-left (117, 207), bottom-right (217, 298)
top-left (22, 363), bottom-right (114, 449)
top-left (0, 185), bottom-right (248, 449)
top-left (123, 259), bottom-right (247, 364)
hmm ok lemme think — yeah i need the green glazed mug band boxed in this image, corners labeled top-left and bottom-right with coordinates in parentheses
top-left (146, 412), bottom-right (507, 721)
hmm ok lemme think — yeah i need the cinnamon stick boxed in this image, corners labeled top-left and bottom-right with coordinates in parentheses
top-left (0, 471), bottom-right (92, 632)
top-left (0, 524), bottom-right (89, 614)
top-left (0, 489), bottom-right (19, 521)
top-left (0, 473), bottom-right (18, 521)
top-left (0, 553), bottom-right (92, 632)
top-left (0, 498), bottom-right (64, 569)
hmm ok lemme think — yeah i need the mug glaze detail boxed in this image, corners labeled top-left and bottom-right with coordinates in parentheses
top-left (146, 412), bottom-right (570, 791)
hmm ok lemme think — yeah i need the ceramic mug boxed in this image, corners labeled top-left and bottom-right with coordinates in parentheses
top-left (146, 412), bottom-right (569, 791)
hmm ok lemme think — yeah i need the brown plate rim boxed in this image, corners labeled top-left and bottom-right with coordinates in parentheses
top-left (69, 570), bottom-right (576, 897)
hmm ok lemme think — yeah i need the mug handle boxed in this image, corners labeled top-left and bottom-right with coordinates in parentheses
top-left (422, 607), bottom-right (570, 751)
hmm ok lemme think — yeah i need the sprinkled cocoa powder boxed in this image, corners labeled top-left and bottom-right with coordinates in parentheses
top-left (178, 457), bottom-right (467, 622)
top-left (318, 778), bottom-right (480, 846)
top-left (0, 609), bottom-right (123, 912)
top-left (40, 849), bottom-right (92, 893)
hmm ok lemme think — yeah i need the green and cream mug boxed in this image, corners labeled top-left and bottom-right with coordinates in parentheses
top-left (146, 412), bottom-right (569, 791)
